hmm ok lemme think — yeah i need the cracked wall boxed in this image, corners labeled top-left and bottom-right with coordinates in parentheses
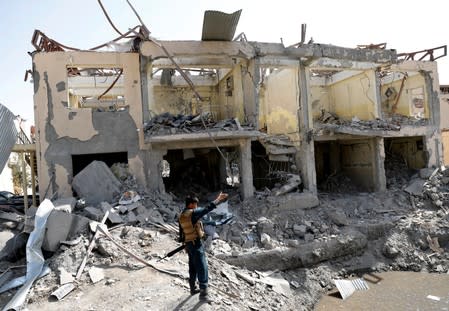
top-left (33, 52), bottom-right (145, 198)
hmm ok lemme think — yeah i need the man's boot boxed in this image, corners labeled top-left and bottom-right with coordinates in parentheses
top-left (190, 282), bottom-right (200, 295)
top-left (199, 288), bottom-right (212, 302)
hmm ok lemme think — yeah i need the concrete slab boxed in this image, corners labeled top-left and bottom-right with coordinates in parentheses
top-left (42, 211), bottom-right (90, 252)
top-left (275, 192), bottom-right (319, 211)
top-left (53, 197), bottom-right (77, 213)
top-left (88, 266), bottom-right (105, 284)
top-left (404, 179), bottom-right (426, 197)
top-left (72, 161), bottom-right (121, 205)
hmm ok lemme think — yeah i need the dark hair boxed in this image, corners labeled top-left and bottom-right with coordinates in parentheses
top-left (185, 195), bottom-right (199, 207)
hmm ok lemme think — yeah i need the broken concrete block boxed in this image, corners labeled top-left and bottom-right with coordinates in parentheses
top-left (42, 210), bottom-right (90, 252)
top-left (72, 161), bottom-right (121, 205)
top-left (419, 168), bottom-right (435, 179)
top-left (404, 179), bottom-right (425, 197)
top-left (53, 197), bottom-right (77, 213)
top-left (257, 217), bottom-right (275, 236)
top-left (84, 206), bottom-right (104, 221)
top-left (220, 230), bottom-right (367, 271)
top-left (101, 202), bottom-right (123, 224)
top-left (274, 192), bottom-right (319, 212)
top-left (327, 209), bottom-right (348, 226)
top-left (126, 202), bottom-right (140, 212)
top-left (59, 267), bottom-right (74, 285)
top-left (88, 266), bottom-right (104, 284)
top-left (293, 224), bottom-right (307, 237)
top-left (126, 211), bottom-right (137, 223)
top-left (118, 205), bottom-right (128, 214)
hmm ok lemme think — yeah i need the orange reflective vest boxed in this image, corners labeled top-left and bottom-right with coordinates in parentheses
top-left (179, 209), bottom-right (204, 242)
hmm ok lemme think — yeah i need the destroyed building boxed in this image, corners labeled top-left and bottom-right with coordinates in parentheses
top-left (30, 12), bottom-right (445, 202)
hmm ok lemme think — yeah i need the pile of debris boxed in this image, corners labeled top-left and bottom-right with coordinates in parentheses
top-left (2, 159), bottom-right (449, 310)
top-left (144, 112), bottom-right (251, 137)
top-left (415, 166), bottom-right (449, 213)
top-left (318, 110), bottom-right (401, 131)
top-left (317, 110), bottom-right (430, 134)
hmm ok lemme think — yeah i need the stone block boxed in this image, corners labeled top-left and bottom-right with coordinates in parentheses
top-left (84, 206), bottom-right (104, 221)
top-left (275, 192), bottom-right (319, 211)
top-left (42, 210), bottom-right (90, 252)
top-left (404, 179), bottom-right (425, 197)
top-left (72, 161), bottom-right (121, 205)
top-left (419, 168), bottom-right (435, 179)
top-left (53, 197), bottom-right (77, 213)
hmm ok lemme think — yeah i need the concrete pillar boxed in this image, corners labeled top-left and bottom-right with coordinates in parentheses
top-left (146, 149), bottom-right (167, 193)
top-left (373, 137), bottom-right (386, 191)
top-left (374, 69), bottom-right (382, 119)
top-left (239, 139), bottom-right (254, 199)
top-left (242, 59), bottom-right (260, 128)
top-left (140, 55), bottom-right (151, 123)
top-left (297, 63), bottom-right (317, 194)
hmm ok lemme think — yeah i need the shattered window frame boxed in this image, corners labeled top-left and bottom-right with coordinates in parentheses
top-left (67, 66), bottom-right (127, 111)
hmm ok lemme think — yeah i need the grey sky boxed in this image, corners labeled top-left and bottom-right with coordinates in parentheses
top-left (1, 0), bottom-right (447, 124)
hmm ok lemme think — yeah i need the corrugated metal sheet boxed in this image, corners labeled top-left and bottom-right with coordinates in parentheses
top-left (202, 10), bottom-right (242, 41)
top-left (0, 103), bottom-right (18, 173)
top-left (334, 278), bottom-right (369, 300)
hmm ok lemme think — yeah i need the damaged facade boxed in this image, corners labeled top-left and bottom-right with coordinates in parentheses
top-left (31, 15), bottom-right (445, 202)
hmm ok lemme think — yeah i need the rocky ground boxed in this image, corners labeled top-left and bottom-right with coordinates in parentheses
top-left (1, 164), bottom-right (448, 310)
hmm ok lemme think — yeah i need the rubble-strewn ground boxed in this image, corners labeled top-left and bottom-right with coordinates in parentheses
top-left (1, 165), bottom-right (449, 310)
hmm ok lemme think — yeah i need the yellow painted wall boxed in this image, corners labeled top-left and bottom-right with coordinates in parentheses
top-left (440, 94), bottom-right (449, 129)
top-left (33, 51), bottom-right (143, 198)
top-left (216, 65), bottom-right (245, 123)
top-left (330, 71), bottom-right (376, 120)
top-left (260, 68), bottom-right (299, 136)
top-left (442, 130), bottom-right (449, 165)
top-left (310, 85), bottom-right (331, 120)
top-left (381, 73), bottom-right (429, 118)
top-left (340, 140), bottom-right (375, 190)
top-left (151, 85), bottom-right (218, 116)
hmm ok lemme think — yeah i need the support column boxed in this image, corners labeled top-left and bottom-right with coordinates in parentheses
top-left (373, 137), bottom-right (386, 191)
top-left (373, 69), bottom-right (382, 119)
top-left (243, 59), bottom-right (260, 128)
top-left (146, 148), bottom-right (167, 193)
top-left (21, 152), bottom-right (28, 214)
top-left (297, 63), bottom-right (317, 194)
top-left (239, 139), bottom-right (254, 199)
top-left (30, 151), bottom-right (37, 207)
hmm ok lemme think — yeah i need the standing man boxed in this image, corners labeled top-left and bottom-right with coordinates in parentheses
top-left (178, 192), bottom-right (228, 301)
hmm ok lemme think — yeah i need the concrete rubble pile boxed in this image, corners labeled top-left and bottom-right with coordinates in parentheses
top-left (143, 112), bottom-right (252, 137)
top-left (317, 110), bottom-right (428, 133)
top-left (1, 160), bottom-right (449, 310)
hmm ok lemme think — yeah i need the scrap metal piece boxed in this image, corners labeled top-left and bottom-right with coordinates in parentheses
top-left (334, 278), bottom-right (369, 300)
top-left (397, 45), bottom-right (447, 61)
top-left (2, 199), bottom-right (54, 310)
top-left (0, 103), bottom-right (18, 173)
top-left (50, 283), bottom-right (76, 301)
top-left (202, 10), bottom-right (242, 41)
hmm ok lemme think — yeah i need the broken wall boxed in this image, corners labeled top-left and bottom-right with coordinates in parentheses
top-left (310, 84), bottom-right (331, 120)
top-left (315, 138), bottom-right (379, 191)
top-left (384, 137), bottom-right (427, 169)
top-left (440, 92), bottom-right (449, 165)
top-left (380, 72), bottom-right (429, 118)
top-left (33, 52), bottom-right (146, 198)
top-left (216, 65), bottom-right (245, 122)
top-left (330, 71), bottom-right (377, 120)
top-left (260, 68), bottom-right (299, 138)
top-left (148, 72), bottom-right (219, 116)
